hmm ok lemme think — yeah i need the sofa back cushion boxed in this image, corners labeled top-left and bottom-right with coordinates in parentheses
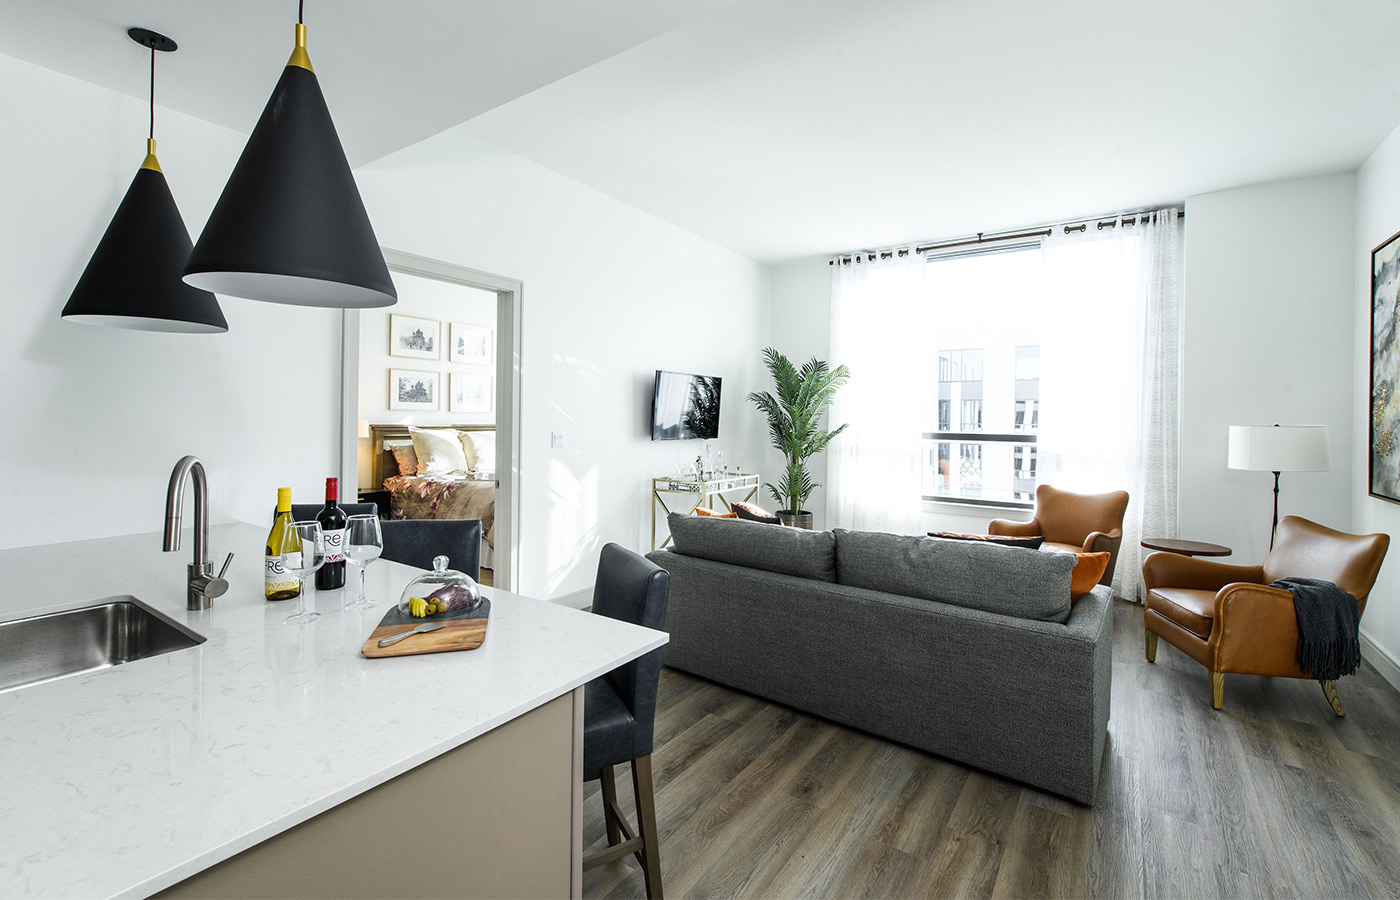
top-left (666, 513), bottom-right (837, 582)
top-left (834, 530), bottom-right (1074, 622)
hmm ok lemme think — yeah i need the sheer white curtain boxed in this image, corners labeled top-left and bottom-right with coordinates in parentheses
top-left (826, 248), bottom-right (930, 534)
top-left (1039, 209), bottom-right (1182, 600)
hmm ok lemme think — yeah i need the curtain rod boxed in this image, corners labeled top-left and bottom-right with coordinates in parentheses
top-left (828, 209), bottom-right (1184, 265)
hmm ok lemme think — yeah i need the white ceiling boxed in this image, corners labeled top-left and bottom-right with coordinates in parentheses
top-left (464, 0), bottom-right (1400, 264)
top-left (9, 1), bottom-right (1400, 265)
top-left (0, 0), bottom-right (737, 166)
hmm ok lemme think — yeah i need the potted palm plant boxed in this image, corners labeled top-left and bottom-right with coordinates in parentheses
top-left (747, 347), bottom-right (851, 529)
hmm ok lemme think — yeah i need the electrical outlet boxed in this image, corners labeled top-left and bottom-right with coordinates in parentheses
top-left (551, 432), bottom-right (566, 449)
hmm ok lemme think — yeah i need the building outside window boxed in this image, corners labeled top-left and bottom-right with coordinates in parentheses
top-left (924, 246), bottom-right (1042, 507)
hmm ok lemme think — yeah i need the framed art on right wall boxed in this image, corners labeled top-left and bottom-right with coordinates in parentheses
top-left (1371, 228), bottom-right (1400, 503)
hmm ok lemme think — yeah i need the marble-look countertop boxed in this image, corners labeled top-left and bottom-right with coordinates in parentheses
top-left (0, 523), bottom-right (666, 899)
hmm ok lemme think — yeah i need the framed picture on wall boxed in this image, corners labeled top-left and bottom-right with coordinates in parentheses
top-left (389, 369), bottom-right (439, 411)
top-left (450, 372), bottom-right (493, 414)
top-left (450, 322), bottom-right (493, 366)
top-left (390, 314), bottom-right (440, 360)
top-left (1371, 228), bottom-right (1400, 504)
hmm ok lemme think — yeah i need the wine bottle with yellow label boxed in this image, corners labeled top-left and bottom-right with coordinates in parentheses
top-left (265, 487), bottom-right (301, 601)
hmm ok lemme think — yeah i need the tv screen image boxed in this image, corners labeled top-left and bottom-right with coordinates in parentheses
top-left (652, 370), bottom-right (722, 441)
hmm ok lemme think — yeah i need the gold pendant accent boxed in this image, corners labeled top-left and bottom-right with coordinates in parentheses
top-left (287, 22), bottom-right (314, 72)
top-left (140, 138), bottom-right (162, 173)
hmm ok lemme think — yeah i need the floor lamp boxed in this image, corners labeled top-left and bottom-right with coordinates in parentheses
top-left (1227, 424), bottom-right (1331, 550)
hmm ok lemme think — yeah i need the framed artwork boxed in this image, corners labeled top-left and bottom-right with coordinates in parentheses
top-left (389, 369), bottom-right (439, 411)
top-left (1372, 228), bottom-right (1400, 503)
top-left (450, 322), bottom-right (493, 365)
top-left (390, 314), bottom-right (440, 360)
top-left (450, 372), bottom-right (493, 414)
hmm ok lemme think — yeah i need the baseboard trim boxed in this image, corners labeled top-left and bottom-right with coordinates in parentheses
top-left (551, 588), bottom-right (593, 610)
top-left (1361, 627), bottom-right (1400, 692)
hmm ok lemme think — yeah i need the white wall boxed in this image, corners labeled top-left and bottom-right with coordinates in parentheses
top-left (1354, 123), bottom-right (1400, 687)
top-left (355, 129), bottom-right (771, 601)
top-left (0, 54), bottom-right (342, 551)
top-left (1180, 175), bottom-right (1356, 565)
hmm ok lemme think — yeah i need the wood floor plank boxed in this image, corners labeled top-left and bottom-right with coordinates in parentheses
top-left (585, 600), bottom-right (1400, 900)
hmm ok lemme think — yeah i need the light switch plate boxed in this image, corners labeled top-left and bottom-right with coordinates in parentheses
top-left (551, 432), bottom-right (566, 449)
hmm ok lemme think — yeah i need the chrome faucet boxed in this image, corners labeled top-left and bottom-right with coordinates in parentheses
top-left (163, 456), bottom-right (234, 610)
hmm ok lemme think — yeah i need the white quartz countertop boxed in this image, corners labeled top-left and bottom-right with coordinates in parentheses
top-left (0, 523), bottom-right (667, 899)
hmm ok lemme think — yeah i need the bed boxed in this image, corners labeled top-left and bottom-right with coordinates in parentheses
top-left (369, 424), bottom-right (496, 571)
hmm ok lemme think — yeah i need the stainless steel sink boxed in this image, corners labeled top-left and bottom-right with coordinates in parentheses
top-left (0, 596), bottom-right (206, 694)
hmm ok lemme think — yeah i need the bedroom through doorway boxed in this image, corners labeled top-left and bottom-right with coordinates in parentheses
top-left (338, 251), bottom-right (522, 592)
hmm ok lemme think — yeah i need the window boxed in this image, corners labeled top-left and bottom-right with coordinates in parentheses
top-left (923, 247), bottom-right (1042, 507)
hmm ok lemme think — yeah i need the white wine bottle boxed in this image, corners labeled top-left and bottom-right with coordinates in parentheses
top-left (265, 487), bottom-right (300, 601)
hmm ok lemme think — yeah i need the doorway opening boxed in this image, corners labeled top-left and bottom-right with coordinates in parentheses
top-left (339, 250), bottom-right (522, 591)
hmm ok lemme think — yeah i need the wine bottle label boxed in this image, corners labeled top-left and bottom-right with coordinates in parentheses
top-left (322, 528), bottom-right (348, 565)
top-left (265, 555), bottom-right (301, 594)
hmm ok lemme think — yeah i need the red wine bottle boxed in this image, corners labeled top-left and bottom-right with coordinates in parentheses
top-left (315, 477), bottom-right (348, 590)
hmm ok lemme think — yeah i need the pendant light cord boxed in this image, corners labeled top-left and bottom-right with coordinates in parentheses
top-left (298, 0), bottom-right (304, 24)
top-left (148, 45), bottom-right (155, 140)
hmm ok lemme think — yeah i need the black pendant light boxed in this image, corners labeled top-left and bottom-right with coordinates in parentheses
top-left (61, 28), bottom-right (228, 334)
top-left (182, 2), bottom-right (397, 309)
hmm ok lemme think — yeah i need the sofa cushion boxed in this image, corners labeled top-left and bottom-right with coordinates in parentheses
top-left (929, 530), bottom-right (1045, 550)
top-left (834, 529), bottom-right (1074, 622)
top-left (731, 501), bottom-right (782, 524)
top-left (667, 512), bottom-right (837, 582)
top-left (1068, 551), bottom-right (1112, 603)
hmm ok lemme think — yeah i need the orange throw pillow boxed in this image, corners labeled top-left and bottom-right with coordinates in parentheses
top-left (1069, 552), bottom-right (1111, 603)
top-left (694, 506), bottom-right (738, 518)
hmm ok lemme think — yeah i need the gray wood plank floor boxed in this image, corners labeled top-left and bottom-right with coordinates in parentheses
top-left (583, 599), bottom-right (1400, 899)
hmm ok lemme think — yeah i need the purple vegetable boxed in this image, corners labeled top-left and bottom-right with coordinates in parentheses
top-left (426, 582), bottom-right (480, 612)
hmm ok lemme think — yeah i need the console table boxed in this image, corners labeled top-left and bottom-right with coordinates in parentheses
top-left (651, 472), bottom-right (760, 550)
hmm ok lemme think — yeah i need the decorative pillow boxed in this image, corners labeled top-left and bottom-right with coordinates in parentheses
top-left (694, 506), bottom-right (738, 518)
top-left (731, 501), bottom-right (781, 524)
top-left (928, 531), bottom-right (1045, 550)
top-left (1069, 551), bottom-right (1112, 603)
top-left (409, 426), bottom-right (470, 476)
top-left (464, 431), bottom-right (496, 474)
top-left (387, 442), bottom-right (419, 477)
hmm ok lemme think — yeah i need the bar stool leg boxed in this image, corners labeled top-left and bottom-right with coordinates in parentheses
top-left (599, 764), bottom-right (622, 846)
top-left (631, 754), bottom-right (664, 900)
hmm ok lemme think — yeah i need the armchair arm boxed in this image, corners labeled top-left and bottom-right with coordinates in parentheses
top-left (1141, 553), bottom-right (1265, 593)
top-left (1082, 529), bottom-right (1122, 553)
top-left (1213, 583), bottom-right (1309, 676)
top-left (988, 517), bottom-right (1041, 537)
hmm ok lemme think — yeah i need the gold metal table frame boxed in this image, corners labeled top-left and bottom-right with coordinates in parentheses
top-left (651, 473), bottom-right (760, 550)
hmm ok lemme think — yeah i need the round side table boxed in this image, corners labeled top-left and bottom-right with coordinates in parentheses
top-left (1140, 537), bottom-right (1232, 558)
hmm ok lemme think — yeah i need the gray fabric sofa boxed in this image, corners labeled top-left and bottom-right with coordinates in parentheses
top-left (646, 513), bottom-right (1113, 804)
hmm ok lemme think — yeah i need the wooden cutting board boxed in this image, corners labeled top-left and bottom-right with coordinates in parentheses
top-left (361, 598), bottom-right (491, 658)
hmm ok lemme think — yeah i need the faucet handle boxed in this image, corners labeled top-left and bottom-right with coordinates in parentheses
top-left (217, 552), bottom-right (235, 580)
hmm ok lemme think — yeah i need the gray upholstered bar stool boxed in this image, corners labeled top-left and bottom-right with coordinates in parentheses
top-left (284, 506), bottom-right (481, 581)
top-left (583, 543), bottom-right (670, 899)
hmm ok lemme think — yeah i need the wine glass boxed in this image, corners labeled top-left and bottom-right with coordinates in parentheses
top-left (343, 514), bottom-right (383, 610)
top-left (283, 520), bottom-right (325, 625)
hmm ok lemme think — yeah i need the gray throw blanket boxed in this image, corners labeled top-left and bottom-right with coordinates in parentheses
top-left (1272, 577), bottom-right (1361, 681)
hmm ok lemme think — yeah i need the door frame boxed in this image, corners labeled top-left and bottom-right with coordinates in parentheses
top-left (339, 249), bottom-right (523, 592)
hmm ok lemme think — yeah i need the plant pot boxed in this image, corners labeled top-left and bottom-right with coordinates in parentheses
top-left (776, 510), bottom-right (814, 530)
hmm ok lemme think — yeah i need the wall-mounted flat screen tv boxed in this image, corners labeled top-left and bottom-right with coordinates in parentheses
top-left (651, 370), bottom-right (721, 441)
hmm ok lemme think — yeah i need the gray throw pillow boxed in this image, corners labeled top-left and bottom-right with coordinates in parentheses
top-left (666, 513), bottom-right (837, 582)
top-left (834, 529), bottom-right (1073, 623)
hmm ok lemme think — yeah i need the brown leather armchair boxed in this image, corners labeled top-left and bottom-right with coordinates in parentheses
top-left (1143, 516), bottom-right (1389, 715)
top-left (989, 484), bottom-right (1129, 586)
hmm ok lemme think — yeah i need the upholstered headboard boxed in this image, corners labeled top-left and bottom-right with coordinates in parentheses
top-left (369, 423), bottom-right (495, 489)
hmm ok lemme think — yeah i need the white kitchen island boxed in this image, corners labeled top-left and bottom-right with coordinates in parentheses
top-left (0, 523), bottom-right (666, 899)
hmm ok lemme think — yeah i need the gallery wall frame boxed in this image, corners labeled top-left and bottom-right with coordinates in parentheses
top-left (389, 368), bottom-right (439, 411)
top-left (450, 372), bottom-right (494, 413)
top-left (450, 322), bottom-right (493, 365)
top-left (1370, 227), bottom-right (1400, 504)
top-left (390, 313), bottom-right (440, 360)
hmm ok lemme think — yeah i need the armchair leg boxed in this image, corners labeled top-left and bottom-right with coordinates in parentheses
top-left (1211, 671), bottom-right (1224, 710)
top-left (1145, 630), bottom-right (1158, 663)
top-left (1321, 680), bottom-right (1347, 717)
top-left (600, 764), bottom-right (622, 846)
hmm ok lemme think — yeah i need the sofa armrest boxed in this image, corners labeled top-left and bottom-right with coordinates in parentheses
top-left (1141, 553), bottom-right (1265, 594)
top-left (988, 517), bottom-right (1041, 538)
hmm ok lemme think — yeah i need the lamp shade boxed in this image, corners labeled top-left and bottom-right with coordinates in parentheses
top-left (62, 164), bottom-right (228, 333)
top-left (1228, 425), bottom-right (1331, 472)
top-left (182, 48), bottom-right (396, 309)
